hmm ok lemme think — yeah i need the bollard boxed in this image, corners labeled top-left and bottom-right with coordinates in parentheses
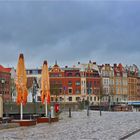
top-left (69, 108), bottom-right (71, 118)
top-left (51, 106), bottom-right (55, 118)
top-left (87, 106), bottom-right (89, 116)
top-left (49, 110), bottom-right (51, 123)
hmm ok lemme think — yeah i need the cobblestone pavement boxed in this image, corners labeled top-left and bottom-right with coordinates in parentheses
top-left (0, 111), bottom-right (140, 140)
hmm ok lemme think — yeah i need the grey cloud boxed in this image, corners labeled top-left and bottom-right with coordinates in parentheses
top-left (0, 1), bottom-right (140, 68)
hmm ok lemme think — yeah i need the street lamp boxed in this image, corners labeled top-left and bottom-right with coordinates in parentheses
top-left (32, 79), bottom-right (37, 103)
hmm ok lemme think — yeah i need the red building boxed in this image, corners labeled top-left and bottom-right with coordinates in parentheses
top-left (0, 65), bottom-right (11, 102)
top-left (49, 63), bottom-right (81, 102)
top-left (49, 62), bottom-right (100, 103)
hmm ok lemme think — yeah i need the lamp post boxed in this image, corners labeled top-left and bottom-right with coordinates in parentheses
top-left (32, 79), bottom-right (37, 114)
top-left (1, 79), bottom-right (5, 117)
top-left (32, 79), bottom-right (37, 103)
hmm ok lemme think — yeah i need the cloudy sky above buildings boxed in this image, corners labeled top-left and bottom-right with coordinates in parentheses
top-left (0, 0), bottom-right (140, 68)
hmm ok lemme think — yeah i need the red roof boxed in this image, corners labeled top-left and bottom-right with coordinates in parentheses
top-left (0, 65), bottom-right (11, 73)
top-left (5, 68), bottom-right (11, 72)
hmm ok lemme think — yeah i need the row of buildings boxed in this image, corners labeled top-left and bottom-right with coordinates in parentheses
top-left (0, 61), bottom-right (140, 106)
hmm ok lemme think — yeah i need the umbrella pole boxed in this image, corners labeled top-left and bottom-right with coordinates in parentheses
top-left (45, 98), bottom-right (48, 117)
top-left (20, 102), bottom-right (23, 120)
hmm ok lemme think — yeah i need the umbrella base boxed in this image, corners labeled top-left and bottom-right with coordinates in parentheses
top-left (11, 119), bottom-right (36, 126)
top-left (37, 117), bottom-right (59, 123)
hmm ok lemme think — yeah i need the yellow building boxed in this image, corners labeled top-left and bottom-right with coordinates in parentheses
top-left (126, 65), bottom-right (139, 101)
top-left (128, 77), bottom-right (137, 100)
top-left (113, 64), bottom-right (128, 103)
top-left (100, 64), bottom-right (114, 103)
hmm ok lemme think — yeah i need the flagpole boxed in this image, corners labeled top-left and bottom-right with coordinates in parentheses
top-left (20, 102), bottom-right (23, 120)
top-left (45, 97), bottom-right (48, 117)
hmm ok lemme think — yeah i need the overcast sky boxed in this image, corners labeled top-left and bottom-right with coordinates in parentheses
top-left (0, 0), bottom-right (140, 68)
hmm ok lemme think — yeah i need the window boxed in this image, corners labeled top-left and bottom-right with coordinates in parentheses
top-left (68, 81), bottom-right (72, 86)
top-left (117, 73), bottom-right (120, 76)
top-left (76, 81), bottom-right (80, 86)
top-left (32, 70), bottom-right (38, 75)
top-left (54, 74), bottom-right (59, 77)
top-left (76, 89), bottom-right (80, 94)
top-left (94, 96), bottom-right (96, 101)
top-left (68, 88), bottom-right (73, 94)
top-left (29, 70), bottom-right (32, 74)
top-left (76, 97), bottom-right (80, 101)
top-left (116, 79), bottom-right (118, 85)
top-left (90, 96), bottom-right (92, 101)
top-left (87, 88), bottom-right (92, 94)
top-left (59, 88), bottom-right (62, 93)
top-left (87, 81), bottom-right (92, 87)
top-left (59, 97), bottom-right (63, 101)
top-left (27, 70), bottom-right (30, 74)
top-left (37, 96), bottom-right (41, 101)
top-left (75, 73), bottom-right (80, 77)
top-left (51, 97), bottom-right (54, 101)
top-left (69, 97), bottom-right (72, 101)
top-left (68, 73), bottom-right (72, 77)
top-left (90, 73), bottom-right (94, 77)
top-left (50, 74), bottom-right (54, 77)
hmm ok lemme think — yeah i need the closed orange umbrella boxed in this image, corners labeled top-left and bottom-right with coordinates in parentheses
top-left (41, 61), bottom-right (51, 117)
top-left (15, 54), bottom-right (28, 120)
